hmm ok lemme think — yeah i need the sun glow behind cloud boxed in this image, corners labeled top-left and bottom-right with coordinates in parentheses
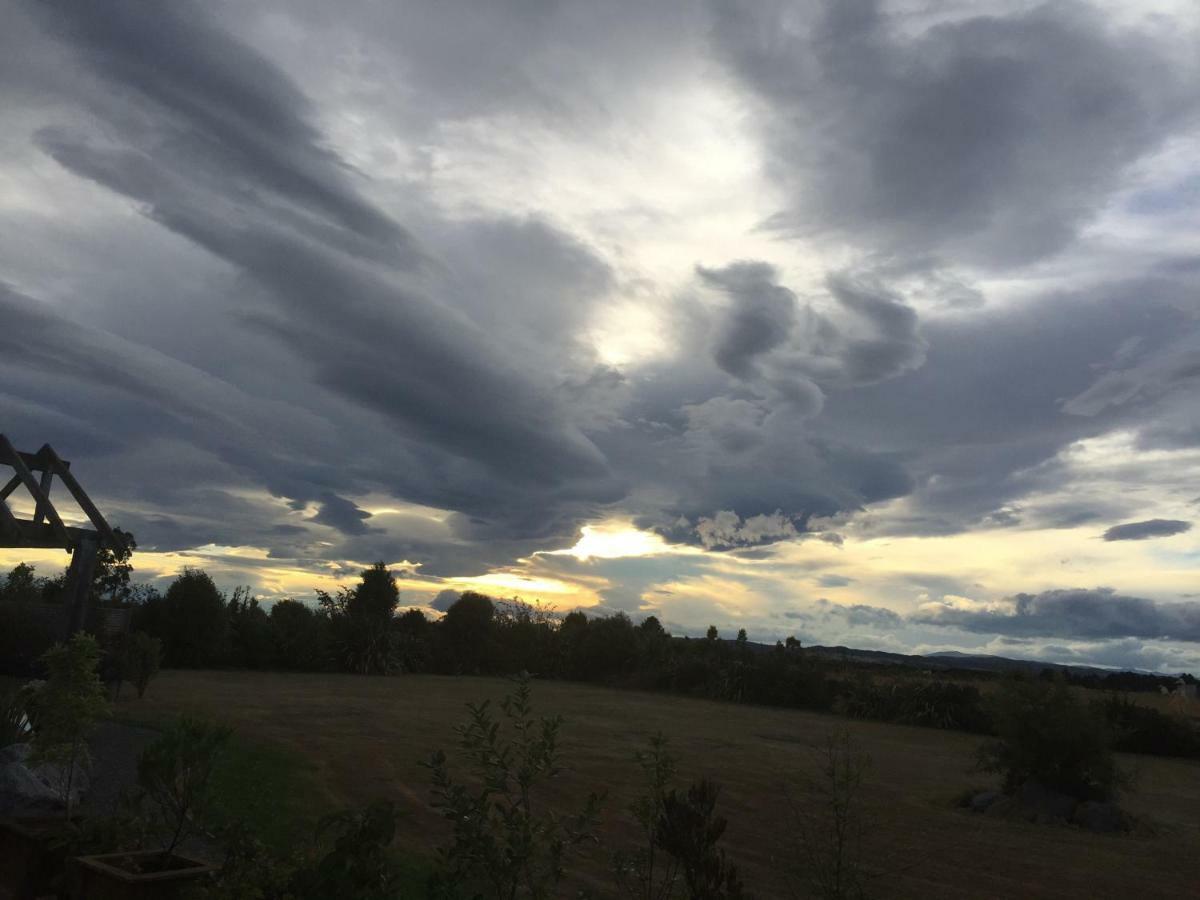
top-left (548, 522), bottom-right (675, 561)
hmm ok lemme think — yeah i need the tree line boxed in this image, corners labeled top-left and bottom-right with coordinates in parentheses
top-left (3, 559), bottom-right (1198, 760)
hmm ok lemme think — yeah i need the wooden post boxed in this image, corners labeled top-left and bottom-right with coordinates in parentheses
top-left (64, 534), bottom-right (100, 638)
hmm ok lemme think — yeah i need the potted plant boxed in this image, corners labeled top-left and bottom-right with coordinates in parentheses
top-left (1, 634), bottom-right (108, 899)
top-left (72, 716), bottom-right (230, 899)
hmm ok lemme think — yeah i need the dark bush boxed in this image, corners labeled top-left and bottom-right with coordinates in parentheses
top-left (654, 779), bottom-right (747, 900)
top-left (120, 630), bottom-right (162, 699)
top-left (977, 676), bottom-right (1122, 800)
top-left (0, 601), bottom-right (61, 675)
top-left (269, 599), bottom-right (329, 670)
top-left (1100, 693), bottom-right (1200, 759)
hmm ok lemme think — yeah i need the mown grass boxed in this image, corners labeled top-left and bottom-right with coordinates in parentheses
top-left (112, 670), bottom-right (1200, 898)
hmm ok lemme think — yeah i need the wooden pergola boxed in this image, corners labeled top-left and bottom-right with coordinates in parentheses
top-left (0, 434), bottom-right (124, 637)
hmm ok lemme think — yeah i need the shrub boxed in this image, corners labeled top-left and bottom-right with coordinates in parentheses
top-left (836, 677), bottom-right (990, 733)
top-left (297, 800), bottom-right (405, 900)
top-left (0, 601), bottom-right (61, 675)
top-left (30, 633), bottom-right (110, 817)
top-left (653, 779), bottom-right (747, 900)
top-left (120, 631), bottom-right (162, 699)
top-left (612, 733), bottom-right (682, 900)
top-left (1099, 693), bottom-right (1200, 759)
top-left (424, 673), bottom-right (603, 898)
top-left (977, 676), bottom-right (1122, 800)
top-left (137, 716), bottom-right (233, 859)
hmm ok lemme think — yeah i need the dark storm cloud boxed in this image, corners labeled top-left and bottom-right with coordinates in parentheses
top-left (9, 0), bottom-right (629, 571)
top-left (713, 0), bottom-right (1199, 266)
top-left (26, 0), bottom-right (413, 252)
top-left (311, 494), bottom-right (375, 536)
top-left (817, 274), bottom-right (1200, 535)
top-left (701, 262), bottom-right (796, 378)
top-left (915, 588), bottom-right (1200, 643)
top-left (4, 0), bottom-right (1198, 621)
top-left (1102, 519), bottom-right (1192, 542)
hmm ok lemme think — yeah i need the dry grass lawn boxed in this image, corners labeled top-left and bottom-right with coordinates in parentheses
top-left (117, 671), bottom-right (1200, 898)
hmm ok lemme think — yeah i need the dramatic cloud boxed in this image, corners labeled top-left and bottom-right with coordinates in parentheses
top-left (915, 589), bottom-right (1200, 643)
top-left (1102, 519), bottom-right (1192, 541)
top-left (3, 0), bottom-right (1198, 669)
top-left (714, 0), bottom-right (1200, 266)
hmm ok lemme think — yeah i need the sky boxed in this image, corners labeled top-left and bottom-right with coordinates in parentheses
top-left (2, 0), bottom-right (1199, 672)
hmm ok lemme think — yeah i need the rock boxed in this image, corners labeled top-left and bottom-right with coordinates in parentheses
top-left (0, 761), bottom-right (62, 813)
top-left (970, 791), bottom-right (1000, 812)
top-left (983, 796), bottom-right (1022, 819)
top-left (1017, 782), bottom-right (1078, 824)
top-left (0, 742), bottom-right (32, 764)
top-left (30, 760), bottom-right (90, 804)
top-left (1072, 801), bottom-right (1128, 834)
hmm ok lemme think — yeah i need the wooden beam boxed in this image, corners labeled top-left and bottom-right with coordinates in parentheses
top-left (34, 468), bottom-right (53, 526)
top-left (40, 444), bottom-right (119, 550)
top-left (0, 435), bottom-right (73, 549)
top-left (17, 450), bottom-right (67, 473)
top-left (65, 534), bottom-right (100, 637)
top-left (0, 519), bottom-right (97, 550)
top-left (0, 474), bottom-right (19, 502)
top-left (0, 499), bottom-right (20, 543)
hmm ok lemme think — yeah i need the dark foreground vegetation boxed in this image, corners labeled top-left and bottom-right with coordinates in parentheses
top-left (4, 630), bottom-right (1195, 898)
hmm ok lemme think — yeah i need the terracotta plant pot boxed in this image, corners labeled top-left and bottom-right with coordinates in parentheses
top-left (70, 850), bottom-right (214, 900)
top-left (0, 814), bottom-right (80, 900)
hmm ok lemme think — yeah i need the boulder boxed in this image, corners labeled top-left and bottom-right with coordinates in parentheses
top-left (30, 760), bottom-right (90, 805)
top-left (0, 742), bottom-right (32, 765)
top-left (0, 761), bottom-right (61, 813)
top-left (1017, 782), bottom-right (1078, 824)
top-left (1071, 801), bottom-right (1128, 834)
top-left (969, 790), bottom-right (1000, 813)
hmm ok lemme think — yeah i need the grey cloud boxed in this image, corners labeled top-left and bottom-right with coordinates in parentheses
top-left (1102, 519), bottom-right (1192, 542)
top-left (312, 494), bottom-right (375, 536)
top-left (915, 588), bottom-right (1200, 642)
top-left (714, 0), bottom-right (1199, 266)
top-left (429, 589), bottom-right (460, 613)
top-left (700, 262), bottom-right (796, 379)
top-left (26, 0), bottom-right (413, 252)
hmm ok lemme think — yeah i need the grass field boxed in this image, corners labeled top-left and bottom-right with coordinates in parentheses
top-left (114, 670), bottom-right (1200, 899)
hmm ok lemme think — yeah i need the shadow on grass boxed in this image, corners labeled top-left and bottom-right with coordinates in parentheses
top-left (112, 710), bottom-right (437, 889)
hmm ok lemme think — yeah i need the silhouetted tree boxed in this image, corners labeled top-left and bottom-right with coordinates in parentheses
top-left (270, 599), bottom-right (329, 670)
top-left (92, 527), bottom-right (136, 606)
top-left (0, 562), bottom-right (42, 604)
top-left (227, 587), bottom-right (275, 669)
top-left (157, 568), bottom-right (230, 667)
top-left (324, 563), bottom-right (401, 674)
top-left (442, 591), bottom-right (496, 674)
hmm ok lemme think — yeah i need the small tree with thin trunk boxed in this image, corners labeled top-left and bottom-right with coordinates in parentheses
top-left (783, 729), bottom-right (872, 900)
top-left (119, 630), bottom-right (162, 699)
top-left (30, 632), bottom-right (110, 819)
top-left (137, 716), bottom-right (232, 863)
top-left (613, 733), bottom-right (681, 900)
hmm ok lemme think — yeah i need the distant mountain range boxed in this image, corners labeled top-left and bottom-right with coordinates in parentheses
top-left (793, 644), bottom-right (1180, 678)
